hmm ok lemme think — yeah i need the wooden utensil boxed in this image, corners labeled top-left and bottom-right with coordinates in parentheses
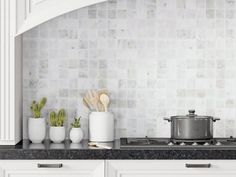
top-left (84, 93), bottom-right (95, 110)
top-left (98, 90), bottom-right (109, 111)
top-left (87, 90), bottom-right (99, 112)
top-left (100, 93), bottom-right (110, 112)
top-left (83, 98), bottom-right (91, 111)
top-left (97, 102), bottom-right (104, 112)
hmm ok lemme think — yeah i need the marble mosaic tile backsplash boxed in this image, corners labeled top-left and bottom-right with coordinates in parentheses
top-left (23, 0), bottom-right (236, 139)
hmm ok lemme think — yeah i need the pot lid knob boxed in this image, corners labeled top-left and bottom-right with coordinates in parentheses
top-left (188, 109), bottom-right (195, 115)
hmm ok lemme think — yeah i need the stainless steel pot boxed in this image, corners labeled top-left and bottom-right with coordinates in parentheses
top-left (164, 110), bottom-right (220, 140)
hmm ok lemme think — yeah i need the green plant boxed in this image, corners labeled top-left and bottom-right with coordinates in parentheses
top-left (31, 97), bottom-right (47, 118)
top-left (71, 116), bottom-right (81, 128)
top-left (49, 109), bottom-right (67, 127)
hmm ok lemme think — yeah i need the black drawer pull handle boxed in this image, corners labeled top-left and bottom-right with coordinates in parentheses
top-left (185, 163), bottom-right (211, 168)
top-left (37, 164), bottom-right (63, 168)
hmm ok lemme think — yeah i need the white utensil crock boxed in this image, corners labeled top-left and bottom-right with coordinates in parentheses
top-left (28, 118), bottom-right (46, 143)
top-left (70, 128), bottom-right (83, 143)
top-left (89, 112), bottom-right (114, 142)
top-left (49, 127), bottom-right (66, 143)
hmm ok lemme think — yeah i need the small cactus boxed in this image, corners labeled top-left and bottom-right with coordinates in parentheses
top-left (31, 97), bottom-right (47, 118)
top-left (71, 116), bottom-right (81, 128)
top-left (49, 109), bottom-right (67, 127)
top-left (49, 111), bottom-right (57, 126)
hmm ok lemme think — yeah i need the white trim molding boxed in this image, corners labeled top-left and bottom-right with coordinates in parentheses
top-left (0, 0), bottom-right (22, 145)
top-left (16, 0), bottom-right (107, 35)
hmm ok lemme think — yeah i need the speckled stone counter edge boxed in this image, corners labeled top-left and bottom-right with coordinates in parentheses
top-left (1, 140), bottom-right (236, 160)
top-left (1, 149), bottom-right (236, 160)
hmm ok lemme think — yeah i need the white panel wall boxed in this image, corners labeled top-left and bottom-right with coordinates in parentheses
top-left (0, 0), bottom-right (22, 145)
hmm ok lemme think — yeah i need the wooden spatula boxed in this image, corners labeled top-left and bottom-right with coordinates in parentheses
top-left (100, 93), bottom-right (110, 112)
top-left (86, 90), bottom-right (99, 111)
top-left (83, 98), bottom-right (91, 111)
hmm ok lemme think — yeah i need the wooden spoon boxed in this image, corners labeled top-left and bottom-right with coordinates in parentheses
top-left (100, 93), bottom-right (110, 112)
top-left (98, 90), bottom-right (108, 111)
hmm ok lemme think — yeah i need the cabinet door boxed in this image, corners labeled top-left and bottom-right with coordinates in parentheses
top-left (16, 0), bottom-right (107, 35)
top-left (106, 160), bottom-right (236, 177)
top-left (0, 160), bottom-right (104, 177)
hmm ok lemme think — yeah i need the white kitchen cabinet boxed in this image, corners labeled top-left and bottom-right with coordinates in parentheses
top-left (0, 0), bottom-right (107, 145)
top-left (1, 160), bottom-right (236, 177)
top-left (16, 0), bottom-right (107, 35)
top-left (106, 160), bottom-right (236, 177)
top-left (0, 160), bottom-right (104, 177)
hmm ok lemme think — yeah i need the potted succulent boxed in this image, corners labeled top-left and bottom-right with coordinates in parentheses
top-left (70, 116), bottom-right (83, 143)
top-left (28, 97), bottom-right (47, 143)
top-left (49, 109), bottom-right (67, 143)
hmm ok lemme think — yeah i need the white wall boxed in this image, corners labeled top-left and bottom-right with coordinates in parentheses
top-left (23, 0), bottom-right (236, 139)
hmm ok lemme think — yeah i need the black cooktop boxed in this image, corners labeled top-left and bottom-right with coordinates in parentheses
top-left (120, 137), bottom-right (236, 148)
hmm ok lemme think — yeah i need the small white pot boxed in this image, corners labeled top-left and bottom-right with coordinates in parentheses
top-left (89, 112), bottom-right (114, 142)
top-left (49, 127), bottom-right (66, 143)
top-left (50, 143), bottom-right (65, 149)
top-left (70, 143), bottom-right (82, 149)
top-left (70, 128), bottom-right (83, 143)
top-left (28, 118), bottom-right (46, 143)
top-left (29, 143), bottom-right (45, 149)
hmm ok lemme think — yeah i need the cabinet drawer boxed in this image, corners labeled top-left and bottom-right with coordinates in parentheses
top-left (106, 160), bottom-right (236, 177)
top-left (0, 160), bottom-right (104, 177)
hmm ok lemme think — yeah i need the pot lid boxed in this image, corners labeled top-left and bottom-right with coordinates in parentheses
top-left (171, 110), bottom-right (213, 119)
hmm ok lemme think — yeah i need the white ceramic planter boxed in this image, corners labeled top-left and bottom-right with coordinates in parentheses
top-left (28, 118), bottom-right (46, 143)
top-left (49, 127), bottom-right (66, 143)
top-left (70, 128), bottom-right (83, 143)
top-left (70, 143), bottom-right (83, 149)
top-left (29, 143), bottom-right (45, 149)
top-left (50, 143), bottom-right (65, 149)
top-left (89, 112), bottom-right (114, 142)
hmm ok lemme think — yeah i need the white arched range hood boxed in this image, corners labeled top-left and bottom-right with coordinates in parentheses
top-left (16, 0), bottom-right (106, 35)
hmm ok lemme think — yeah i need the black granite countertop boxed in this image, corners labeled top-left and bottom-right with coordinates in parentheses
top-left (1, 139), bottom-right (236, 159)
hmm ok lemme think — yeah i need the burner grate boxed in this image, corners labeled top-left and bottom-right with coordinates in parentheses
top-left (120, 137), bottom-right (236, 148)
top-left (171, 139), bottom-right (216, 145)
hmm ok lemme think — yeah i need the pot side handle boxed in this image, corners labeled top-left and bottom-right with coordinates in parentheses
top-left (163, 117), bottom-right (171, 122)
top-left (213, 117), bottom-right (220, 122)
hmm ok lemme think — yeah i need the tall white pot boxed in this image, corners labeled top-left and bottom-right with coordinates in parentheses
top-left (49, 127), bottom-right (66, 143)
top-left (28, 118), bottom-right (46, 143)
top-left (89, 112), bottom-right (114, 142)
